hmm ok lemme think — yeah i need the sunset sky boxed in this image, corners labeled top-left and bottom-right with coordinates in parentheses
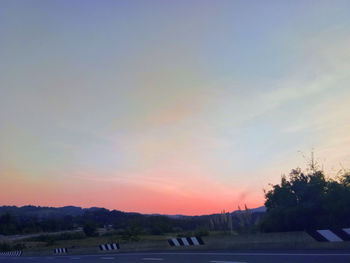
top-left (1, 0), bottom-right (350, 215)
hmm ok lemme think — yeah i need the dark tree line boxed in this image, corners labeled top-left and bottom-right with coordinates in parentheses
top-left (0, 207), bottom-right (210, 236)
top-left (0, 213), bottom-right (75, 235)
top-left (261, 167), bottom-right (350, 232)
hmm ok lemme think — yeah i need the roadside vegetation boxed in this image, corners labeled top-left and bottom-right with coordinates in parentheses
top-left (0, 242), bottom-right (25, 251)
top-left (261, 166), bottom-right (350, 232)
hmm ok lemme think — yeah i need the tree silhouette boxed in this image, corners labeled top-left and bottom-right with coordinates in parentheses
top-left (261, 167), bottom-right (350, 232)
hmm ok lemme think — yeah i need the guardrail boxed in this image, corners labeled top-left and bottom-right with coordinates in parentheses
top-left (307, 228), bottom-right (350, 242)
top-left (168, 236), bottom-right (204, 247)
top-left (0, 251), bottom-right (22, 256)
top-left (99, 243), bottom-right (120, 251)
top-left (54, 248), bottom-right (68, 254)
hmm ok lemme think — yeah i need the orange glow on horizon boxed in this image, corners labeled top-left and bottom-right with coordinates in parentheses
top-left (0, 167), bottom-right (263, 215)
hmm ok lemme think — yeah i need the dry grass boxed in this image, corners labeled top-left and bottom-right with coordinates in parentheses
top-left (19, 231), bottom-right (350, 256)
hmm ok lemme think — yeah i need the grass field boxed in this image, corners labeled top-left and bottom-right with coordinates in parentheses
top-left (3, 230), bottom-right (350, 256)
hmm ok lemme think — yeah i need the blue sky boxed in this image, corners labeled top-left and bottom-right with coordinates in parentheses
top-left (1, 0), bottom-right (350, 214)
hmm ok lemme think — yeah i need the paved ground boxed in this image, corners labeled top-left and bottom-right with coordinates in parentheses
top-left (1, 250), bottom-right (350, 263)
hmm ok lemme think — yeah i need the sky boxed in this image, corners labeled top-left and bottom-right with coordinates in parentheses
top-left (1, 0), bottom-right (350, 215)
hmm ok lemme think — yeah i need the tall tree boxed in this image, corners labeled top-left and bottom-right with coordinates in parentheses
top-left (261, 168), bottom-right (350, 232)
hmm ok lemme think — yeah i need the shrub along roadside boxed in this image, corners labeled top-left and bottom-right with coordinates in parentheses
top-left (261, 167), bottom-right (350, 232)
top-left (0, 242), bottom-right (26, 252)
top-left (23, 232), bottom-right (86, 246)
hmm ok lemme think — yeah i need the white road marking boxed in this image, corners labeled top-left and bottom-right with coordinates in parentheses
top-left (46, 251), bottom-right (350, 258)
top-left (110, 252), bottom-right (350, 257)
top-left (143, 258), bottom-right (164, 261)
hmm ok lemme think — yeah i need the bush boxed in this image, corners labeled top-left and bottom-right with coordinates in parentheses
top-left (0, 242), bottom-right (25, 252)
top-left (83, 222), bottom-right (98, 237)
top-left (262, 168), bottom-right (350, 232)
top-left (194, 228), bottom-right (209, 237)
top-left (120, 226), bottom-right (141, 241)
top-left (0, 243), bottom-right (11, 252)
top-left (24, 232), bottom-right (86, 242)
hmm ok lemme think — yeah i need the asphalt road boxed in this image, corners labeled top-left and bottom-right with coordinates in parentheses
top-left (1, 250), bottom-right (350, 263)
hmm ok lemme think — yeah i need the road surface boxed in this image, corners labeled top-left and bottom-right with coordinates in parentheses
top-left (1, 250), bottom-right (350, 263)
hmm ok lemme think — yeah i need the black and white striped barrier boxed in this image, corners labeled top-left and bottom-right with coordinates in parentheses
top-left (54, 248), bottom-right (68, 254)
top-left (168, 236), bottom-right (204, 247)
top-left (0, 251), bottom-right (22, 257)
top-left (99, 243), bottom-right (120, 251)
top-left (307, 228), bottom-right (350, 242)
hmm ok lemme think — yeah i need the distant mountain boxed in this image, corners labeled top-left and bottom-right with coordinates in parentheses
top-left (158, 206), bottom-right (266, 219)
top-left (0, 205), bottom-right (266, 219)
top-left (232, 206), bottom-right (266, 214)
top-left (164, 214), bottom-right (186, 219)
top-left (0, 205), bottom-right (84, 218)
top-left (250, 206), bottom-right (267, 213)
